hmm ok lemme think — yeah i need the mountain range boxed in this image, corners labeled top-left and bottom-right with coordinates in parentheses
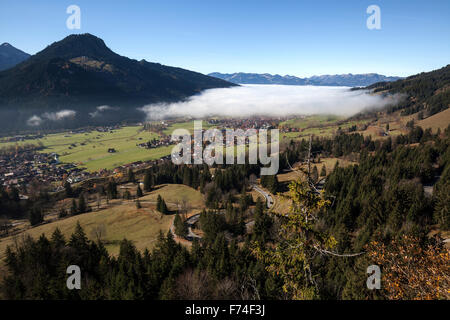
top-left (208, 72), bottom-right (402, 87)
top-left (0, 43), bottom-right (30, 71)
top-left (0, 34), bottom-right (235, 131)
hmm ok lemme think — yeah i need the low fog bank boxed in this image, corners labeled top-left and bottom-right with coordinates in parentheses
top-left (141, 85), bottom-right (403, 120)
top-left (27, 110), bottom-right (77, 126)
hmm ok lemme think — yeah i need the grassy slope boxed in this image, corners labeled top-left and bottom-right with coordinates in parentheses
top-left (418, 108), bottom-right (450, 133)
top-left (0, 184), bottom-right (205, 260)
top-left (140, 184), bottom-right (206, 210)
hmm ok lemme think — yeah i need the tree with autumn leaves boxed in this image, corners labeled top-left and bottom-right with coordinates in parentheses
top-left (366, 235), bottom-right (449, 300)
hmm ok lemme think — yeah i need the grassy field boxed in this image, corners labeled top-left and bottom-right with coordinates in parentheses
top-left (0, 200), bottom-right (173, 259)
top-left (140, 184), bottom-right (206, 210)
top-left (0, 184), bottom-right (205, 261)
top-left (280, 115), bottom-right (343, 128)
top-left (0, 126), bottom-right (174, 172)
top-left (280, 115), bottom-right (370, 140)
top-left (418, 108), bottom-right (450, 133)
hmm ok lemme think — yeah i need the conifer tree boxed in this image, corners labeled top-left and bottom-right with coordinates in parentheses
top-left (136, 185), bottom-right (143, 198)
top-left (320, 164), bottom-right (327, 177)
top-left (78, 193), bottom-right (87, 214)
top-left (143, 170), bottom-right (153, 191)
top-left (29, 206), bottom-right (43, 226)
top-left (174, 213), bottom-right (188, 237)
top-left (128, 168), bottom-right (135, 183)
top-left (70, 198), bottom-right (78, 215)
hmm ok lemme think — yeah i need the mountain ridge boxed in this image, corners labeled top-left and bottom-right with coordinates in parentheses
top-left (208, 72), bottom-right (402, 87)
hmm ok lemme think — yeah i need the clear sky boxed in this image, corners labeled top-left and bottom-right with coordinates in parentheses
top-left (1, 0), bottom-right (449, 77)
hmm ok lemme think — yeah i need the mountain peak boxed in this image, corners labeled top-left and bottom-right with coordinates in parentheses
top-left (63, 33), bottom-right (106, 45)
top-left (32, 33), bottom-right (116, 62)
top-left (0, 42), bottom-right (31, 71)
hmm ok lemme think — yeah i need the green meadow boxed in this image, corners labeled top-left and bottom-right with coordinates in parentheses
top-left (0, 126), bottom-right (173, 172)
top-left (280, 115), bottom-right (370, 140)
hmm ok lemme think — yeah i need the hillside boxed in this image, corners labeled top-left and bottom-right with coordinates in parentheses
top-left (418, 107), bottom-right (450, 133)
top-left (0, 43), bottom-right (30, 71)
top-left (0, 183), bottom-right (204, 258)
top-left (367, 64), bottom-right (450, 117)
top-left (0, 34), bottom-right (235, 132)
top-left (208, 72), bottom-right (401, 87)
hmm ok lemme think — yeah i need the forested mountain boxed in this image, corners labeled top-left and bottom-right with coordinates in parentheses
top-left (367, 64), bottom-right (450, 117)
top-left (208, 72), bottom-right (401, 87)
top-left (0, 34), bottom-right (235, 132)
top-left (0, 43), bottom-right (30, 71)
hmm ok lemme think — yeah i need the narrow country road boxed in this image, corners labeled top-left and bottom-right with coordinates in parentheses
top-left (252, 185), bottom-right (274, 209)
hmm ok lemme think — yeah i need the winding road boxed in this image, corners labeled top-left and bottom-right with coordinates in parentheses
top-left (252, 185), bottom-right (274, 209)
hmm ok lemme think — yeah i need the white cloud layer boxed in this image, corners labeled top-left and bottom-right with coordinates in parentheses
top-left (42, 110), bottom-right (76, 121)
top-left (89, 105), bottom-right (119, 118)
top-left (27, 115), bottom-right (43, 126)
top-left (27, 109), bottom-right (76, 126)
top-left (141, 85), bottom-right (403, 120)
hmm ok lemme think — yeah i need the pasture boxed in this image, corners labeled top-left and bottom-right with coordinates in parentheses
top-left (0, 126), bottom-right (173, 172)
top-left (0, 184), bottom-right (205, 260)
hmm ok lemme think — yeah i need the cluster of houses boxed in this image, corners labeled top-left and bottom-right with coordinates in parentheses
top-left (0, 134), bottom-right (44, 144)
top-left (210, 118), bottom-right (277, 131)
top-left (0, 151), bottom-right (66, 189)
top-left (68, 125), bottom-right (121, 135)
top-left (0, 150), bottom-right (97, 192)
top-left (137, 136), bottom-right (175, 149)
top-left (280, 126), bottom-right (303, 133)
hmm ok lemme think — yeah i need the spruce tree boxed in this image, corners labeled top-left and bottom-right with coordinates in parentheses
top-left (128, 168), bottom-right (135, 183)
top-left (78, 193), bottom-right (87, 214)
top-left (64, 181), bottom-right (73, 197)
top-left (136, 185), bottom-right (143, 198)
top-left (311, 166), bottom-right (319, 183)
top-left (174, 213), bottom-right (188, 237)
top-left (156, 195), bottom-right (168, 214)
top-left (156, 195), bottom-right (163, 212)
top-left (29, 207), bottom-right (43, 226)
top-left (51, 228), bottom-right (66, 248)
top-left (70, 199), bottom-right (78, 215)
top-left (58, 208), bottom-right (68, 218)
top-left (320, 164), bottom-right (327, 177)
top-left (143, 170), bottom-right (153, 191)
top-left (69, 222), bottom-right (89, 251)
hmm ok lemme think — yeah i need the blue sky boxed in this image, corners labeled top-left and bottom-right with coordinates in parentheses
top-left (1, 0), bottom-right (449, 77)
